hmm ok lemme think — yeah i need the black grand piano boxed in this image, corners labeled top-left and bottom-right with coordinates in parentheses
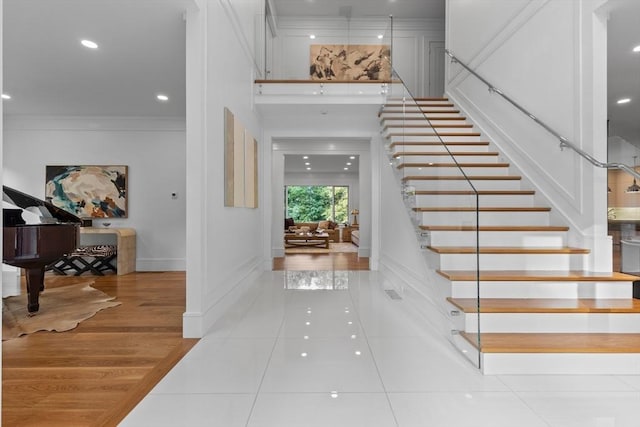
top-left (3, 186), bottom-right (81, 313)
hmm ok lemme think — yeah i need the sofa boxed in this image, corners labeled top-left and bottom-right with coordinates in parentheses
top-left (285, 218), bottom-right (339, 242)
top-left (351, 229), bottom-right (360, 246)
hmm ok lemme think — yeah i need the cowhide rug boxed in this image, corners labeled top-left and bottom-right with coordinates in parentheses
top-left (2, 282), bottom-right (121, 340)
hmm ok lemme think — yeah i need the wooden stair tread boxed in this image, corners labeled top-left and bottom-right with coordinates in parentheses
top-left (413, 97), bottom-right (449, 101)
top-left (415, 190), bottom-right (534, 195)
top-left (421, 225), bottom-right (565, 231)
top-left (447, 297), bottom-right (640, 313)
top-left (381, 109), bottom-right (461, 115)
top-left (384, 124), bottom-right (474, 129)
top-left (384, 103), bottom-right (455, 108)
top-left (390, 141), bottom-right (490, 147)
top-left (461, 332), bottom-right (640, 353)
top-left (402, 175), bottom-right (521, 181)
top-left (393, 152), bottom-right (499, 157)
top-left (428, 246), bottom-right (590, 254)
top-left (398, 162), bottom-right (509, 168)
top-left (414, 207), bottom-right (550, 212)
top-left (437, 270), bottom-right (638, 281)
top-left (387, 132), bottom-right (482, 137)
top-left (381, 116), bottom-right (466, 121)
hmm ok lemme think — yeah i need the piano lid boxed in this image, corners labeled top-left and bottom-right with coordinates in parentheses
top-left (3, 185), bottom-right (82, 224)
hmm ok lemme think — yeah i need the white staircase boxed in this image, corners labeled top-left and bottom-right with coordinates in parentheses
top-left (381, 97), bottom-right (640, 374)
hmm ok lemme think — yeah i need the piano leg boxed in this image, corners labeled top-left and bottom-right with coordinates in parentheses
top-left (25, 267), bottom-right (44, 314)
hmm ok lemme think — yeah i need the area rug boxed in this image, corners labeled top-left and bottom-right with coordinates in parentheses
top-left (285, 247), bottom-right (331, 254)
top-left (2, 282), bottom-right (121, 340)
top-left (285, 242), bottom-right (358, 255)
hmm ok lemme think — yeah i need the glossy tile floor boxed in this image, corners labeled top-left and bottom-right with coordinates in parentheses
top-left (121, 271), bottom-right (640, 426)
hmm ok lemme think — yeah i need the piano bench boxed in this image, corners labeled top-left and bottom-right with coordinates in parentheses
top-left (49, 245), bottom-right (118, 276)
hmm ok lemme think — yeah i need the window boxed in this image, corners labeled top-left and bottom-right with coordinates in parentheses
top-left (285, 185), bottom-right (349, 223)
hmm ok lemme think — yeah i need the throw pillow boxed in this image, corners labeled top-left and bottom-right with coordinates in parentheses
top-left (318, 220), bottom-right (330, 230)
top-left (328, 221), bottom-right (336, 229)
top-left (285, 217), bottom-right (295, 230)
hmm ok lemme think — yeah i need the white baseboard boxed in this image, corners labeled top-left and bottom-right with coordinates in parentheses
top-left (135, 258), bottom-right (186, 271)
top-left (2, 265), bottom-right (21, 297)
top-left (183, 257), bottom-right (263, 338)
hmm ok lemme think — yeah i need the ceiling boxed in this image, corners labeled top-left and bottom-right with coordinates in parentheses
top-left (607, 0), bottom-right (640, 145)
top-left (285, 154), bottom-right (359, 174)
top-left (2, 0), bottom-right (188, 117)
top-left (2, 0), bottom-right (639, 150)
top-left (271, 0), bottom-right (445, 20)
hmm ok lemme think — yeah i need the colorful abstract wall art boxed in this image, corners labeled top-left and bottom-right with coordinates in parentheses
top-left (45, 165), bottom-right (128, 218)
top-left (309, 44), bottom-right (391, 81)
top-left (224, 108), bottom-right (258, 208)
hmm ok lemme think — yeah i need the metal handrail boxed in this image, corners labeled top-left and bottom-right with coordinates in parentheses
top-left (445, 49), bottom-right (640, 181)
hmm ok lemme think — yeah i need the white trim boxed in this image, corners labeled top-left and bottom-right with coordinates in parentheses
top-left (136, 259), bottom-right (186, 271)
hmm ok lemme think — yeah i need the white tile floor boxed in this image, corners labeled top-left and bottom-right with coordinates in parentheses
top-left (120, 271), bottom-right (640, 427)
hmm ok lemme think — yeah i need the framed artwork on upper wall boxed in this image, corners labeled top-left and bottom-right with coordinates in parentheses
top-left (45, 165), bottom-right (128, 218)
top-left (310, 44), bottom-right (391, 81)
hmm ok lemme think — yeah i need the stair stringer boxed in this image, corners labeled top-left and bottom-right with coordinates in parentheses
top-left (379, 97), bottom-right (639, 374)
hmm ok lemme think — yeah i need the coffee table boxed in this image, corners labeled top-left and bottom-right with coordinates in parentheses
top-left (284, 232), bottom-right (330, 248)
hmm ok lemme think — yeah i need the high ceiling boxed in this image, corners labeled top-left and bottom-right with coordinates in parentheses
top-left (3, 0), bottom-right (189, 118)
top-left (271, 0), bottom-right (445, 20)
top-left (2, 0), bottom-right (638, 149)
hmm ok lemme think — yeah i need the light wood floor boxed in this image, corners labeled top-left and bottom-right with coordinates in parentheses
top-left (2, 271), bottom-right (196, 427)
top-left (273, 253), bottom-right (369, 270)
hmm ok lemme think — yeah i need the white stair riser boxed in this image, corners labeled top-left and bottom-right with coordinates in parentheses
top-left (404, 179), bottom-right (522, 191)
top-left (426, 230), bottom-right (566, 247)
top-left (381, 112), bottom-right (461, 119)
top-left (415, 193), bottom-right (534, 207)
top-left (481, 353), bottom-right (640, 375)
top-left (450, 280), bottom-right (633, 299)
top-left (432, 252), bottom-right (586, 271)
top-left (455, 312), bottom-right (640, 333)
top-left (390, 144), bottom-right (490, 154)
top-left (383, 127), bottom-right (477, 137)
top-left (400, 166), bottom-right (510, 176)
top-left (394, 154), bottom-right (500, 163)
top-left (382, 119), bottom-right (468, 127)
top-left (418, 210), bottom-right (549, 226)
top-left (383, 106), bottom-right (459, 113)
top-left (388, 135), bottom-right (483, 143)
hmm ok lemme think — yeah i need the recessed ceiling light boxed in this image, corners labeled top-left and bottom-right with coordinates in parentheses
top-left (306, 167), bottom-right (311, 170)
top-left (377, 34), bottom-right (384, 40)
top-left (2, 93), bottom-right (11, 100)
top-left (633, 45), bottom-right (640, 53)
top-left (344, 167), bottom-right (349, 170)
top-left (346, 162), bottom-right (352, 166)
top-left (305, 162), bottom-right (310, 165)
top-left (617, 98), bottom-right (631, 104)
top-left (350, 156), bottom-right (355, 159)
top-left (80, 39), bottom-right (98, 49)
top-left (303, 156), bottom-right (309, 159)
top-left (156, 94), bottom-right (169, 102)
top-left (309, 34), bottom-right (316, 39)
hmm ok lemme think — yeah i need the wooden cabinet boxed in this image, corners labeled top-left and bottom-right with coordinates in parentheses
top-left (80, 227), bottom-right (136, 275)
top-left (341, 225), bottom-right (359, 243)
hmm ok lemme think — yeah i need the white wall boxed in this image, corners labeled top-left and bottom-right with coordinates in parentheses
top-left (446, 0), bottom-right (611, 271)
top-left (270, 17), bottom-right (445, 97)
top-left (184, 0), bottom-right (266, 337)
top-left (377, 140), bottom-right (429, 288)
top-left (3, 116), bottom-right (186, 271)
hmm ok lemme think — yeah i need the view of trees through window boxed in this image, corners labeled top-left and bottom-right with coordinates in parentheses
top-left (285, 185), bottom-right (349, 223)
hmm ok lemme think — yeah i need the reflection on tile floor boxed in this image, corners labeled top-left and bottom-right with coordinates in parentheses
top-left (120, 271), bottom-right (640, 427)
